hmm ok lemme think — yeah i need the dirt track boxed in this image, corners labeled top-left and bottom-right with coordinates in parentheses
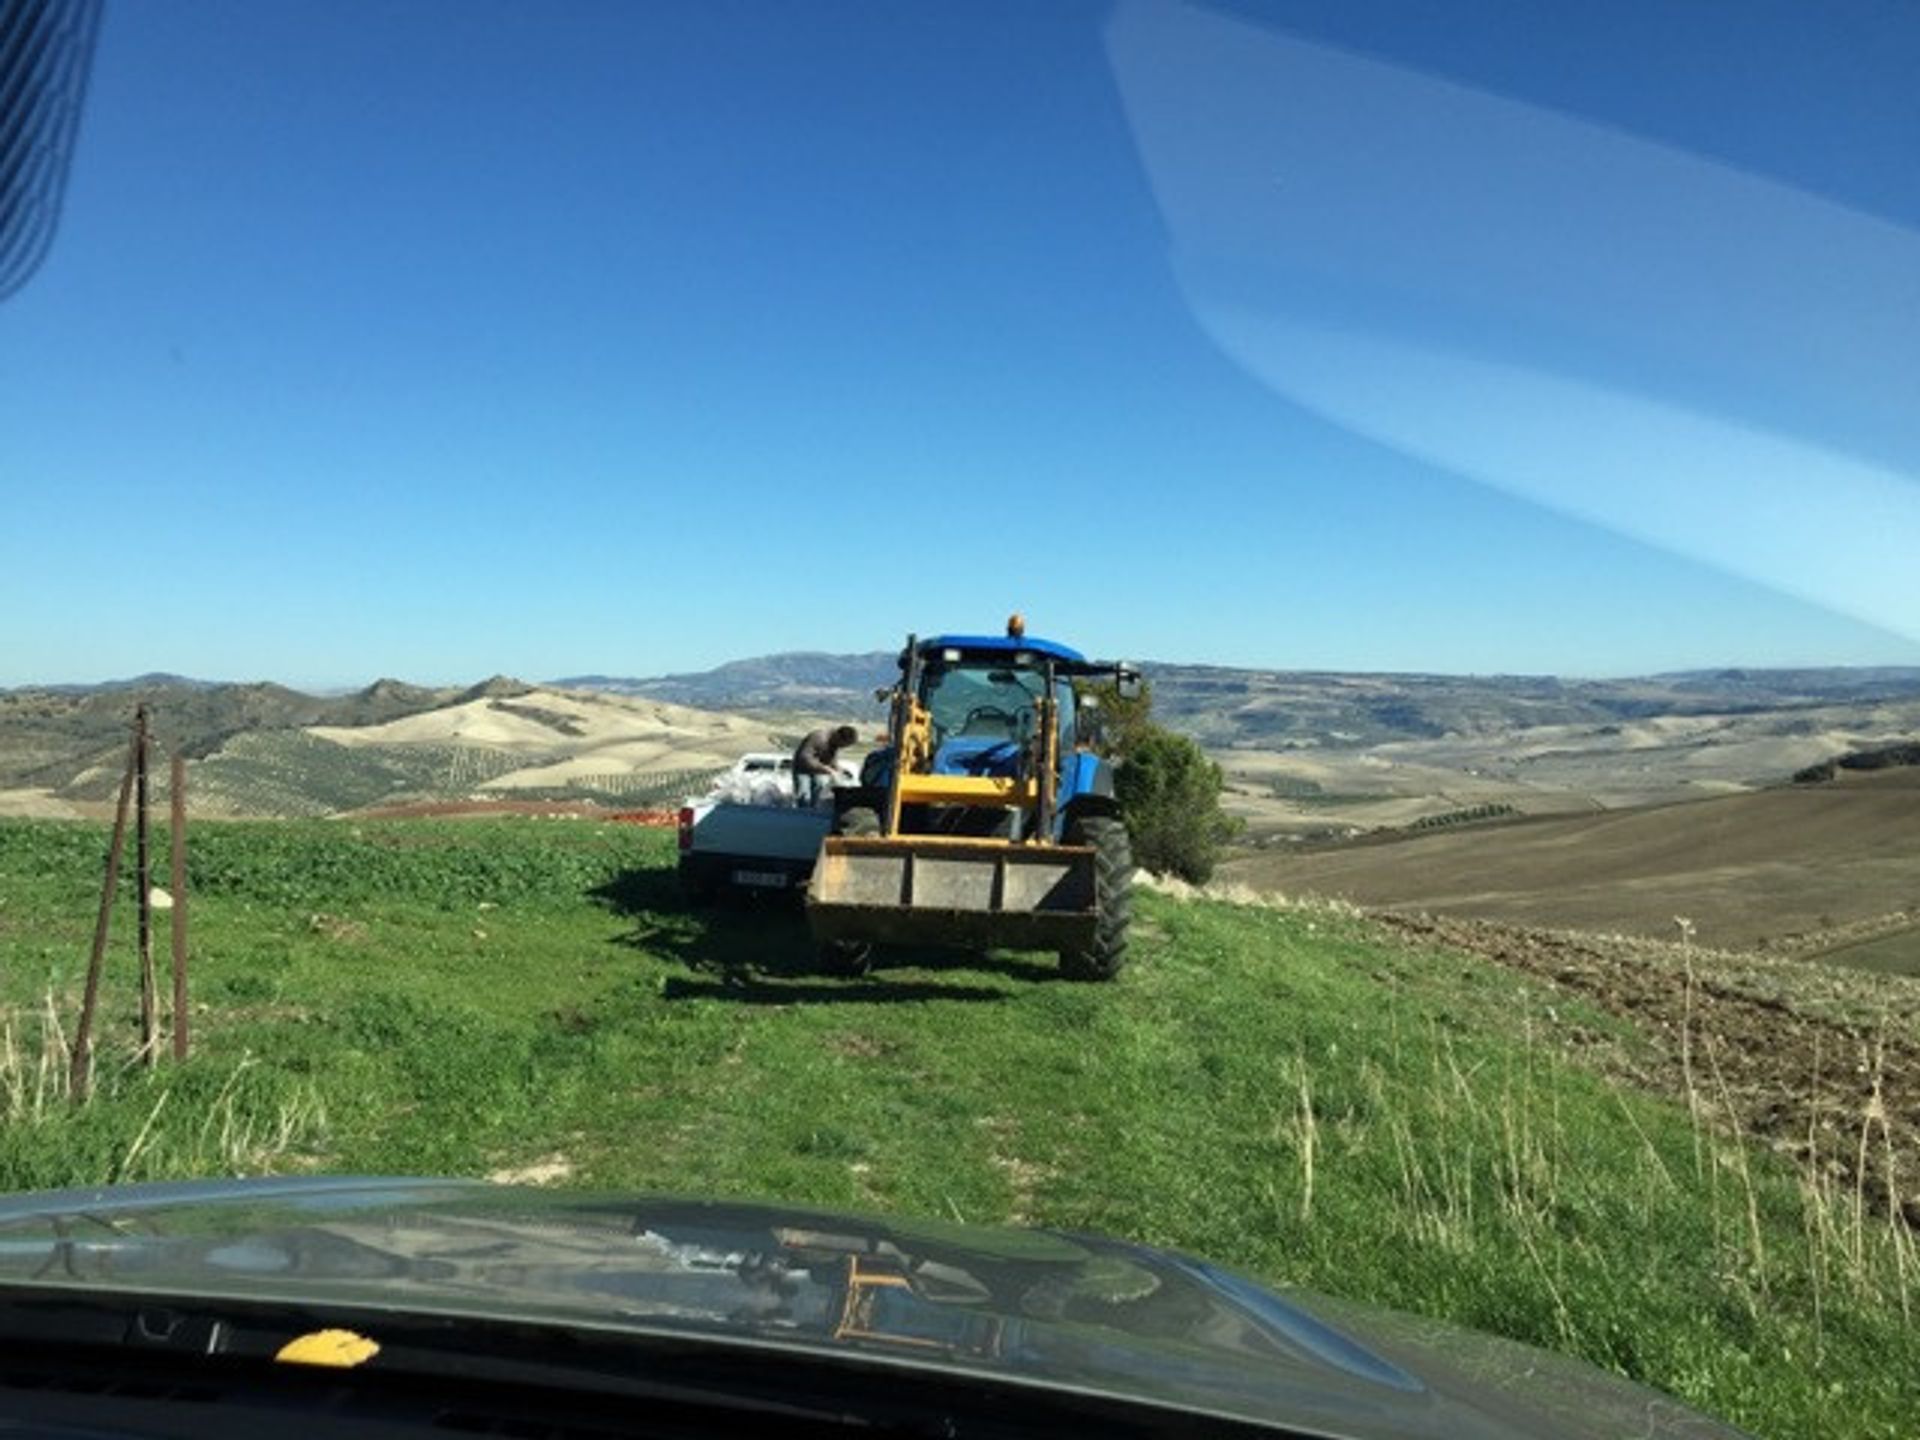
top-left (1379, 912), bottom-right (1920, 1224)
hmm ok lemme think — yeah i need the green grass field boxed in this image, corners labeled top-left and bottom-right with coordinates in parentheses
top-left (0, 817), bottom-right (1914, 1438)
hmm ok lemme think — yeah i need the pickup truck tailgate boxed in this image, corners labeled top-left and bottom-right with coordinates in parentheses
top-left (691, 804), bottom-right (832, 862)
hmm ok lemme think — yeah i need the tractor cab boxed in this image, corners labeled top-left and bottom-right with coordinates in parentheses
top-left (861, 634), bottom-right (1088, 803)
top-left (917, 637), bottom-right (1079, 772)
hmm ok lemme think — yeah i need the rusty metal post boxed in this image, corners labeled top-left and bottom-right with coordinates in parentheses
top-left (170, 750), bottom-right (190, 1061)
top-left (135, 705), bottom-right (158, 1064)
top-left (71, 729), bottom-right (138, 1101)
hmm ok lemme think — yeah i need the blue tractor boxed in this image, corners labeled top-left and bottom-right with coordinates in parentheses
top-left (806, 617), bottom-right (1143, 981)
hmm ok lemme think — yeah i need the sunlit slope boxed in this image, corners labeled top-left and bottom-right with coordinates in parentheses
top-left (188, 689), bottom-right (803, 816)
top-left (1223, 767), bottom-right (1920, 952)
top-left (308, 688), bottom-right (780, 790)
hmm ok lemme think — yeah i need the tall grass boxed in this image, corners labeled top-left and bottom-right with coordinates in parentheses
top-left (1264, 996), bottom-right (1917, 1344)
top-left (0, 995), bottom-right (71, 1128)
top-left (0, 996), bottom-right (325, 1188)
top-left (1235, 932), bottom-right (1918, 1435)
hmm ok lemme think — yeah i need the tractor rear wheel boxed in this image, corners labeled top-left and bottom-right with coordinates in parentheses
top-left (1059, 813), bottom-right (1132, 981)
top-left (816, 805), bottom-right (880, 976)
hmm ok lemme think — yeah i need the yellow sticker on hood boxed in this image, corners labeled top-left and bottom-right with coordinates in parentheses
top-left (274, 1328), bottom-right (380, 1368)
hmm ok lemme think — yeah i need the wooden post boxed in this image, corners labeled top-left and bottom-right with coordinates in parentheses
top-left (170, 751), bottom-right (190, 1061)
top-left (135, 705), bottom-right (158, 1064)
top-left (71, 729), bottom-right (138, 1101)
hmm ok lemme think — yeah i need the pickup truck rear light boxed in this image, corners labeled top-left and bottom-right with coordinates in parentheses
top-left (677, 806), bottom-right (694, 852)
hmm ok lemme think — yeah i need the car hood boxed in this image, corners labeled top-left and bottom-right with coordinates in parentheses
top-left (0, 1177), bottom-right (1743, 1439)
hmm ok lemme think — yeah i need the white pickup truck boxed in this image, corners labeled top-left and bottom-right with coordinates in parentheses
top-left (675, 753), bottom-right (854, 901)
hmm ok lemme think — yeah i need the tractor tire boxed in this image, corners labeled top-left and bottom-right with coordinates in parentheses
top-left (1059, 814), bottom-right (1132, 982)
top-left (817, 806), bottom-right (881, 976)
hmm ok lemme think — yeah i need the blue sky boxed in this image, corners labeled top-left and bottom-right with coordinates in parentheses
top-left (4, 0), bottom-right (1917, 688)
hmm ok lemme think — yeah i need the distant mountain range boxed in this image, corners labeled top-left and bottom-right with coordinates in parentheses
top-left (19, 671), bottom-right (226, 695)
top-left (20, 659), bottom-right (1920, 757)
top-left (553, 653), bottom-right (897, 713)
top-left (556, 655), bottom-right (1920, 750)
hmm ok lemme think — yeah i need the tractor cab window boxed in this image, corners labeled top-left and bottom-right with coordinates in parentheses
top-left (1055, 679), bottom-right (1077, 749)
top-left (922, 663), bottom-right (1046, 743)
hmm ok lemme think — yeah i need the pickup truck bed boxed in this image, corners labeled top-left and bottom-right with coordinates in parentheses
top-left (677, 800), bottom-right (834, 899)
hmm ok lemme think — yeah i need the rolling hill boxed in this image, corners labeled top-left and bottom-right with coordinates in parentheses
top-left (0, 677), bottom-right (475, 798)
top-left (306, 688), bottom-right (790, 805)
top-left (0, 680), bottom-right (815, 820)
top-left (554, 651), bottom-right (1920, 847)
top-left (1221, 766), bottom-right (1920, 965)
top-left (8, 658), bottom-right (1918, 840)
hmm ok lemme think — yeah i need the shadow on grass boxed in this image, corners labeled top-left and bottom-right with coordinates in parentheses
top-left (589, 867), bottom-right (1059, 1005)
top-left (590, 867), bottom-right (686, 917)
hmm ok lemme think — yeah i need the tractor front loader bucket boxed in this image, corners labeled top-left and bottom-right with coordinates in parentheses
top-left (807, 837), bottom-right (1098, 953)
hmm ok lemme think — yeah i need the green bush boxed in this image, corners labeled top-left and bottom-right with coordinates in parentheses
top-left (1113, 727), bottom-right (1238, 883)
top-left (1080, 678), bottom-right (1238, 884)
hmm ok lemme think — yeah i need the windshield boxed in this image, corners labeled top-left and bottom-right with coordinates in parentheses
top-left (2, 5), bottom-right (1915, 1439)
top-left (921, 664), bottom-right (1047, 743)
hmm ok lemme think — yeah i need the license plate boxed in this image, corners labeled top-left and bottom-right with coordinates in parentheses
top-left (734, 869), bottom-right (789, 889)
